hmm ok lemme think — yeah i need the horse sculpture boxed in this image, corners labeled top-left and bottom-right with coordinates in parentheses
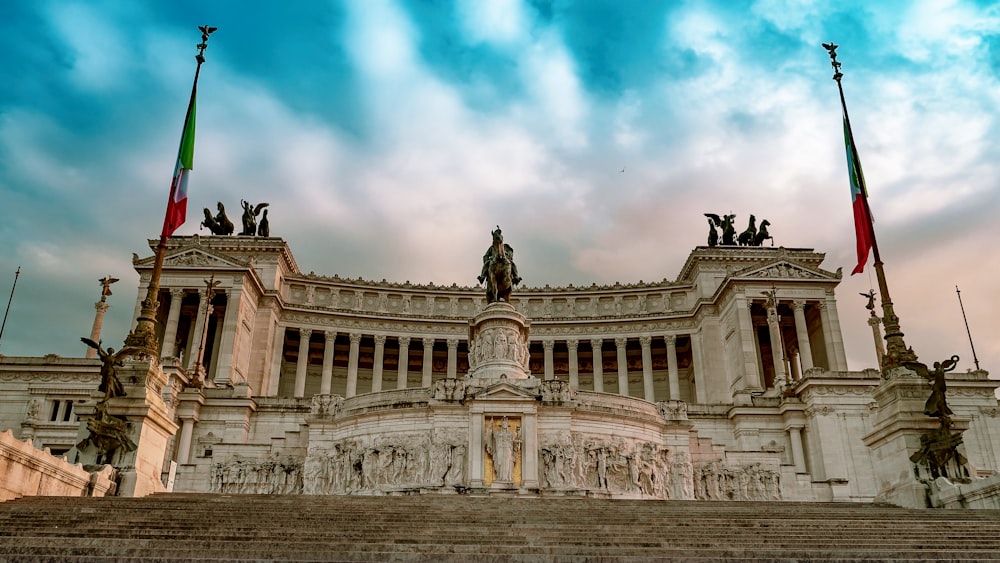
top-left (201, 202), bottom-right (235, 235)
top-left (738, 215), bottom-right (757, 246)
top-left (753, 220), bottom-right (772, 246)
top-left (478, 227), bottom-right (520, 304)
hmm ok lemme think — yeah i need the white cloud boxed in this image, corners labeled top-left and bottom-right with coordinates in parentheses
top-left (456, 0), bottom-right (530, 46)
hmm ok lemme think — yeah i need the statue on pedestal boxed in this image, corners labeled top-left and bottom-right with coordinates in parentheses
top-left (81, 338), bottom-right (133, 401)
top-left (477, 226), bottom-right (521, 303)
top-left (485, 416), bottom-right (520, 482)
top-left (904, 355), bottom-right (960, 422)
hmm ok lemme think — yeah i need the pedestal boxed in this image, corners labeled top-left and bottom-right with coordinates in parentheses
top-left (70, 358), bottom-right (179, 497)
top-left (862, 368), bottom-right (968, 508)
top-left (467, 302), bottom-right (531, 380)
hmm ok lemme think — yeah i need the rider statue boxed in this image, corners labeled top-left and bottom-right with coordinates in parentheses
top-left (477, 226), bottom-right (522, 303)
top-left (478, 227), bottom-right (522, 286)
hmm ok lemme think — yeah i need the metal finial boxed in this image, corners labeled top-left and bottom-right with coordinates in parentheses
top-left (822, 42), bottom-right (843, 82)
top-left (195, 25), bottom-right (218, 64)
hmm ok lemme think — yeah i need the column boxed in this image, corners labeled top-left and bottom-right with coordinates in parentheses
top-left (397, 336), bottom-right (410, 389)
top-left (788, 426), bottom-right (807, 473)
top-left (421, 338), bottom-right (434, 387)
top-left (372, 335), bottom-right (386, 392)
top-left (791, 301), bottom-right (814, 372)
top-left (567, 339), bottom-right (580, 389)
top-left (267, 325), bottom-right (285, 396)
top-left (824, 297), bottom-right (848, 371)
top-left (817, 302), bottom-right (836, 371)
top-left (446, 338), bottom-right (458, 378)
top-left (87, 302), bottom-right (110, 359)
top-left (320, 330), bottom-right (336, 395)
top-left (294, 328), bottom-right (312, 398)
top-left (665, 335), bottom-right (680, 401)
top-left (765, 300), bottom-right (787, 387)
top-left (640, 336), bottom-right (654, 401)
top-left (789, 351), bottom-right (802, 381)
top-left (543, 339), bottom-right (555, 380)
top-left (160, 289), bottom-right (185, 358)
top-left (736, 294), bottom-right (763, 390)
top-left (591, 338), bottom-right (604, 392)
top-left (615, 337), bottom-right (629, 396)
top-left (187, 292), bottom-right (209, 372)
top-left (176, 418), bottom-right (195, 465)
top-left (214, 287), bottom-right (242, 386)
top-left (346, 332), bottom-right (361, 398)
top-left (690, 331), bottom-right (707, 404)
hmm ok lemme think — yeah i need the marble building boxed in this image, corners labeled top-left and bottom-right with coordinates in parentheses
top-left (1, 234), bottom-right (997, 502)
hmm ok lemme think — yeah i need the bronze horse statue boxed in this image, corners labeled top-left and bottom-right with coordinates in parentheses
top-left (738, 214), bottom-right (757, 246)
top-left (478, 227), bottom-right (521, 303)
top-left (201, 202), bottom-right (235, 235)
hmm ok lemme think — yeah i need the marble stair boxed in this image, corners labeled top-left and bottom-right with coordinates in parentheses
top-left (2, 494), bottom-right (1000, 561)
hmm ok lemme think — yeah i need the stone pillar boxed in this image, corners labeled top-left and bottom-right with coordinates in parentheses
top-left (590, 338), bottom-right (604, 392)
top-left (640, 335), bottom-right (654, 401)
top-left (567, 339), bottom-right (580, 389)
top-left (294, 328), bottom-right (312, 398)
top-left (868, 314), bottom-right (886, 367)
top-left (690, 331), bottom-right (707, 404)
top-left (736, 294), bottom-right (763, 391)
top-left (788, 426), bottom-right (807, 473)
top-left (320, 330), bottom-right (336, 395)
top-left (765, 299), bottom-right (787, 387)
top-left (86, 301), bottom-right (110, 359)
top-left (791, 300), bottom-right (814, 372)
top-left (160, 289), bottom-right (185, 358)
top-left (372, 335), bottom-right (387, 392)
top-left (543, 339), bottom-right (555, 380)
top-left (665, 335), bottom-right (680, 401)
top-left (346, 332), bottom-right (361, 398)
top-left (267, 325), bottom-right (285, 396)
top-left (789, 351), bottom-right (802, 381)
top-left (421, 338), bottom-right (434, 387)
top-left (187, 292), bottom-right (209, 372)
top-left (615, 337), bottom-right (629, 396)
top-left (818, 302), bottom-right (837, 371)
top-left (214, 287), bottom-right (242, 386)
top-left (176, 418), bottom-right (195, 465)
top-left (397, 336), bottom-right (410, 389)
top-left (824, 297), bottom-right (848, 371)
top-left (446, 337), bottom-right (459, 379)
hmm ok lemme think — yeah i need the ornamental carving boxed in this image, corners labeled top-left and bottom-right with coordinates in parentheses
top-left (310, 394), bottom-right (343, 418)
top-left (468, 326), bottom-right (529, 371)
top-left (694, 461), bottom-right (781, 501)
top-left (210, 455), bottom-right (303, 495)
top-left (746, 263), bottom-right (822, 279)
top-left (804, 405), bottom-right (836, 418)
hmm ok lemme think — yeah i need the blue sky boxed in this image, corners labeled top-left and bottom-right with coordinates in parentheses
top-left (1, 0), bottom-right (997, 375)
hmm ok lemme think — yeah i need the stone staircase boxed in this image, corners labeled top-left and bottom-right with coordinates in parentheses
top-left (2, 494), bottom-right (1000, 561)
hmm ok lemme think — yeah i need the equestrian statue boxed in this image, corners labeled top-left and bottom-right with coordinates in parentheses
top-left (477, 226), bottom-right (522, 304)
top-left (201, 202), bottom-right (235, 235)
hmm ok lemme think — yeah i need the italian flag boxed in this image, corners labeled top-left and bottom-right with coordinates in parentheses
top-left (844, 117), bottom-right (873, 275)
top-left (161, 93), bottom-right (197, 238)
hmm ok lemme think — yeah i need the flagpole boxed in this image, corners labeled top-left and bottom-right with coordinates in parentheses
top-left (125, 26), bottom-right (216, 355)
top-left (0, 267), bottom-right (21, 352)
top-left (955, 286), bottom-right (980, 371)
top-left (823, 43), bottom-right (917, 370)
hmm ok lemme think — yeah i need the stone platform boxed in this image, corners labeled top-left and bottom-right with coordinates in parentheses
top-left (3, 493), bottom-right (1000, 561)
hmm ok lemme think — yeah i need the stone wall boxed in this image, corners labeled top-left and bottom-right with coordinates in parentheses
top-left (0, 429), bottom-right (115, 501)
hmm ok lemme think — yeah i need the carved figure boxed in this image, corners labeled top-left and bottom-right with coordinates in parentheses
top-left (704, 213), bottom-right (736, 245)
top-left (239, 200), bottom-right (269, 236)
top-left (477, 227), bottom-right (521, 303)
top-left (81, 338), bottom-right (135, 401)
top-left (485, 416), bottom-right (520, 482)
top-left (258, 209), bottom-right (270, 237)
top-left (753, 220), bottom-right (772, 246)
top-left (98, 276), bottom-right (119, 298)
top-left (738, 214), bottom-right (757, 246)
top-left (904, 355), bottom-right (959, 421)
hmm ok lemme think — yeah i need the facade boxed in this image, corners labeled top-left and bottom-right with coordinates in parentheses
top-left (1, 235), bottom-right (997, 502)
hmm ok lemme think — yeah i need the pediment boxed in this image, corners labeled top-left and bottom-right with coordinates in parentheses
top-left (134, 247), bottom-right (249, 270)
top-left (470, 381), bottom-right (539, 401)
top-left (736, 261), bottom-right (839, 281)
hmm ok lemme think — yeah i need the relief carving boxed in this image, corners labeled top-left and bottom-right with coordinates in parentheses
top-left (694, 461), bottom-right (781, 501)
top-left (210, 455), bottom-right (303, 494)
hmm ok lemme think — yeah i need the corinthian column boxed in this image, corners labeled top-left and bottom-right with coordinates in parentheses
top-left (791, 300), bottom-right (814, 372)
top-left (160, 288), bottom-right (185, 358)
top-left (615, 337), bottom-right (629, 396)
top-left (421, 338), bottom-right (434, 387)
top-left (320, 330), bottom-right (336, 395)
top-left (543, 339), bottom-right (555, 380)
top-left (86, 302), bottom-right (110, 359)
top-left (591, 338), bottom-right (604, 392)
top-left (567, 339), bottom-right (579, 389)
top-left (372, 335), bottom-right (386, 392)
top-left (397, 336), bottom-right (410, 389)
top-left (346, 332), bottom-right (361, 397)
top-left (446, 337), bottom-right (459, 378)
top-left (294, 328), bottom-right (312, 398)
top-left (665, 335), bottom-right (680, 401)
top-left (640, 335), bottom-right (654, 401)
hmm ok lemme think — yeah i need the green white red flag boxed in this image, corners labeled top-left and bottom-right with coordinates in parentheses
top-left (843, 117), bottom-right (873, 275)
top-left (161, 92), bottom-right (197, 238)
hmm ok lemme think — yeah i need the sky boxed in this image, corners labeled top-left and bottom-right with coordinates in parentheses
top-left (0, 0), bottom-right (997, 377)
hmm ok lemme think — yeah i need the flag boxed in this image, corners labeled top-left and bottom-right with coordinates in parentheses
top-left (161, 94), bottom-right (197, 238)
top-left (843, 117), bottom-right (873, 275)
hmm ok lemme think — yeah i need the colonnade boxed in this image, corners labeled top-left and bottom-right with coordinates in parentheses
top-left (268, 329), bottom-right (703, 403)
